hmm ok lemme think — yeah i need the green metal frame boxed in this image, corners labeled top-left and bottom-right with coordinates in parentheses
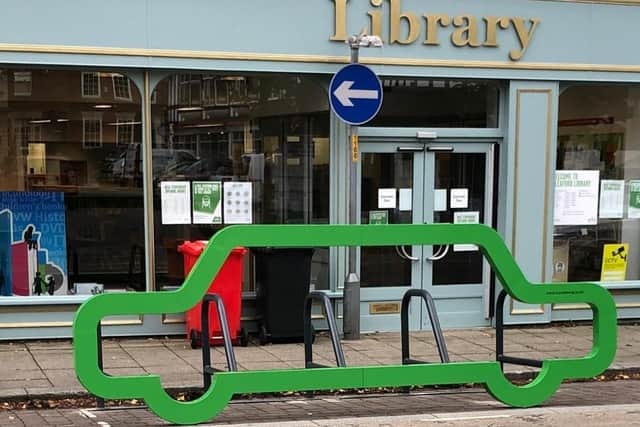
top-left (73, 224), bottom-right (617, 425)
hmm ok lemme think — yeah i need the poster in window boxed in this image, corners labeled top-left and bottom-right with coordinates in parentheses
top-left (192, 182), bottom-right (222, 224)
top-left (599, 180), bottom-right (624, 219)
top-left (600, 243), bottom-right (629, 282)
top-left (223, 182), bottom-right (252, 224)
top-left (553, 170), bottom-right (599, 226)
top-left (160, 182), bottom-right (191, 225)
top-left (0, 192), bottom-right (68, 296)
top-left (629, 180), bottom-right (640, 219)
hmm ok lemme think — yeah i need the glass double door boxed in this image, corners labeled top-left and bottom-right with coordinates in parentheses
top-left (358, 140), bottom-right (495, 331)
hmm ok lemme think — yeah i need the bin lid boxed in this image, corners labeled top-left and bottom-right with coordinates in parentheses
top-left (178, 241), bottom-right (246, 256)
top-left (177, 241), bottom-right (207, 256)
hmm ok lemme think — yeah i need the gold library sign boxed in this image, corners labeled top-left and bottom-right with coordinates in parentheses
top-left (330, 0), bottom-right (540, 61)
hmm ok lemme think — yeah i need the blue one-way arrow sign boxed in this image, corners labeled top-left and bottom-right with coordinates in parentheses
top-left (329, 64), bottom-right (383, 126)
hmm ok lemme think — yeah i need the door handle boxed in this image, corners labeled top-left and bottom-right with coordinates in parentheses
top-left (426, 146), bottom-right (454, 152)
top-left (399, 245), bottom-right (420, 262)
top-left (395, 245), bottom-right (408, 260)
top-left (423, 221), bottom-right (449, 261)
top-left (426, 244), bottom-right (449, 261)
top-left (397, 147), bottom-right (425, 153)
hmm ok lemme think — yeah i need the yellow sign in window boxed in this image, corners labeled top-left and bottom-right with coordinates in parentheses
top-left (600, 243), bottom-right (629, 282)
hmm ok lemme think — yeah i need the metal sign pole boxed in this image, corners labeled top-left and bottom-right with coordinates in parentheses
top-left (343, 38), bottom-right (361, 340)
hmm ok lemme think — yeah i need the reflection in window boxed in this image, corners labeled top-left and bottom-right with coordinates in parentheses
top-left (370, 78), bottom-right (499, 128)
top-left (112, 74), bottom-right (132, 100)
top-left (13, 71), bottom-right (32, 96)
top-left (115, 113), bottom-right (136, 146)
top-left (0, 69), bottom-right (143, 298)
top-left (555, 85), bottom-right (640, 282)
top-left (150, 73), bottom-right (330, 292)
top-left (82, 72), bottom-right (100, 98)
top-left (82, 112), bottom-right (103, 148)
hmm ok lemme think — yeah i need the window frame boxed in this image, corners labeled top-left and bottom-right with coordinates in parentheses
top-left (82, 112), bottom-right (103, 149)
top-left (13, 71), bottom-right (32, 96)
top-left (115, 113), bottom-right (136, 146)
top-left (112, 74), bottom-right (132, 101)
top-left (81, 72), bottom-right (101, 98)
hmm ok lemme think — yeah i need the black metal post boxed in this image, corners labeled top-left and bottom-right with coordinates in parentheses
top-left (495, 289), bottom-right (543, 370)
top-left (201, 293), bottom-right (237, 390)
top-left (401, 289), bottom-right (450, 365)
top-left (96, 324), bottom-right (105, 409)
top-left (304, 291), bottom-right (346, 368)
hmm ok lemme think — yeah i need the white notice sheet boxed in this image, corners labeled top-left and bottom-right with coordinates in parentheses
top-left (599, 180), bottom-right (624, 219)
top-left (160, 181), bottom-right (191, 225)
top-left (453, 211), bottom-right (480, 251)
top-left (224, 182), bottom-right (253, 224)
top-left (399, 189), bottom-right (412, 211)
top-left (434, 189), bottom-right (447, 211)
top-left (450, 188), bottom-right (469, 209)
top-left (554, 170), bottom-right (600, 226)
top-left (378, 188), bottom-right (397, 209)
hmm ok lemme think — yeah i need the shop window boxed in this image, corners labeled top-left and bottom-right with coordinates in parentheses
top-left (13, 71), bottom-right (32, 96)
top-left (82, 112), bottom-right (103, 148)
top-left (369, 78), bottom-right (499, 128)
top-left (81, 72), bottom-right (100, 98)
top-left (150, 73), bottom-right (330, 292)
top-left (112, 74), bottom-right (132, 100)
top-left (0, 69), bottom-right (143, 300)
top-left (555, 85), bottom-right (640, 283)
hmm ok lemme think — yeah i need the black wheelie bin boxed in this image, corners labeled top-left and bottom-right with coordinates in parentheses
top-left (253, 247), bottom-right (315, 344)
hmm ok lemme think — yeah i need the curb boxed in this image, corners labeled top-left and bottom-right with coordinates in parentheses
top-left (3, 366), bottom-right (639, 404)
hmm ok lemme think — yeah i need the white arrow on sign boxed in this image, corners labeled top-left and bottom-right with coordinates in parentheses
top-left (333, 81), bottom-right (379, 107)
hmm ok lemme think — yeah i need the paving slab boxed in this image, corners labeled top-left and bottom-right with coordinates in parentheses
top-left (0, 349), bottom-right (39, 371)
top-left (124, 346), bottom-right (184, 367)
top-left (0, 379), bottom-right (49, 390)
top-left (30, 350), bottom-right (75, 370)
top-left (45, 369), bottom-right (84, 389)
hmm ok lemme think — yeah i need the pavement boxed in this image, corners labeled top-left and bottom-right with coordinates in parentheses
top-left (2, 379), bottom-right (640, 426)
top-left (1, 323), bottom-right (639, 402)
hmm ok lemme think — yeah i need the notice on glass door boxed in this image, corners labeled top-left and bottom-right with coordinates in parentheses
top-left (450, 188), bottom-right (468, 209)
top-left (369, 210), bottom-right (388, 225)
top-left (192, 181), bottom-right (222, 224)
top-left (453, 211), bottom-right (480, 252)
top-left (599, 180), bottom-right (624, 219)
top-left (553, 170), bottom-right (599, 226)
top-left (160, 181), bottom-right (191, 225)
top-left (224, 182), bottom-right (252, 224)
top-left (378, 188), bottom-right (397, 209)
top-left (399, 189), bottom-right (412, 211)
top-left (434, 189), bottom-right (447, 211)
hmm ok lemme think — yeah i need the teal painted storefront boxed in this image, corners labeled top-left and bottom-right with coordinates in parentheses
top-left (1, 0), bottom-right (640, 339)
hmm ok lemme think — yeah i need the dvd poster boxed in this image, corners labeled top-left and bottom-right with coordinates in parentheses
top-left (0, 192), bottom-right (67, 297)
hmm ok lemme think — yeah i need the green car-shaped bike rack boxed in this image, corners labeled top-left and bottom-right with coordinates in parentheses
top-left (73, 224), bottom-right (617, 425)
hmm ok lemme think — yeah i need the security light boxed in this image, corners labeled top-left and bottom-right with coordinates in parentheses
top-left (358, 35), bottom-right (383, 48)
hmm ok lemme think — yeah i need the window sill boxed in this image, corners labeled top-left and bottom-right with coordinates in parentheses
top-left (0, 295), bottom-right (91, 306)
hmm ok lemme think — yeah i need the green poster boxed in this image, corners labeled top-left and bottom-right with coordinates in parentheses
top-left (192, 182), bottom-right (222, 224)
top-left (369, 210), bottom-right (388, 225)
top-left (630, 181), bottom-right (640, 219)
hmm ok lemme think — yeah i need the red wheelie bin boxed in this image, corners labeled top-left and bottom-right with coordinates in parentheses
top-left (178, 241), bottom-right (248, 348)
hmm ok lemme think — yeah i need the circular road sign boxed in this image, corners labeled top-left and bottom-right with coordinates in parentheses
top-left (329, 64), bottom-right (383, 126)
